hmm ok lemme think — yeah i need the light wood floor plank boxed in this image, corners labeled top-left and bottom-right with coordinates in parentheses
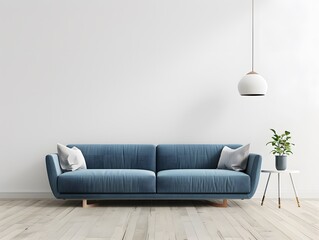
top-left (0, 199), bottom-right (318, 240)
top-left (170, 203), bottom-right (188, 240)
top-left (123, 206), bottom-right (142, 240)
top-left (186, 205), bottom-right (211, 240)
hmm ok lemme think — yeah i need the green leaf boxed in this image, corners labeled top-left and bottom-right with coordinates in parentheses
top-left (270, 129), bottom-right (276, 134)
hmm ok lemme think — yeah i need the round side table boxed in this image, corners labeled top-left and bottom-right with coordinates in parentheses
top-left (261, 169), bottom-right (300, 208)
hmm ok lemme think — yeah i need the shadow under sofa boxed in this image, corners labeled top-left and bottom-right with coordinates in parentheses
top-left (46, 144), bottom-right (262, 208)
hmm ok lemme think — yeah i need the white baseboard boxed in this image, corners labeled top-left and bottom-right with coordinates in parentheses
top-left (0, 191), bottom-right (318, 199)
top-left (253, 190), bottom-right (319, 199)
top-left (0, 192), bottom-right (54, 199)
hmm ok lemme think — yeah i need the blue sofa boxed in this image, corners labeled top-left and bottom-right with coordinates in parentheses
top-left (46, 144), bottom-right (262, 207)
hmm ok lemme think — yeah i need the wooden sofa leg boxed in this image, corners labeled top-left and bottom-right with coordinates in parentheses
top-left (82, 199), bottom-right (97, 208)
top-left (207, 199), bottom-right (228, 208)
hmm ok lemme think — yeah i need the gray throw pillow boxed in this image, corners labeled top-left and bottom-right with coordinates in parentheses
top-left (57, 143), bottom-right (87, 171)
top-left (217, 144), bottom-right (250, 171)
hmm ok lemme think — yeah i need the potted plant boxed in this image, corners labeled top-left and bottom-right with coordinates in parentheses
top-left (266, 129), bottom-right (294, 170)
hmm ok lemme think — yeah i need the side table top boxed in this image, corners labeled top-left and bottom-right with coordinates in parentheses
top-left (261, 169), bottom-right (300, 173)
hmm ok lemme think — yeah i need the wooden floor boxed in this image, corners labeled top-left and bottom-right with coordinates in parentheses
top-left (0, 199), bottom-right (318, 240)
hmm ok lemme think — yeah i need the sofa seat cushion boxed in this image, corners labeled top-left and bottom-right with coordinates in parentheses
top-left (157, 169), bottom-right (250, 193)
top-left (58, 169), bottom-right (156, 193)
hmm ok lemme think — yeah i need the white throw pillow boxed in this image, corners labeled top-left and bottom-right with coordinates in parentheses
top-left (57, 143), bottom-right (87, 171)
top-left (217, 144), bottom-right (250, 171)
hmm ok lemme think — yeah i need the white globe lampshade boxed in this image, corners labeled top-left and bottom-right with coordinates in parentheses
top-left (238, 72), bottom-right (268, 96)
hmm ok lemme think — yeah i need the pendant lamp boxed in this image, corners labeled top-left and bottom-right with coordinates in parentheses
top-left (238, 0), bottom-right (267, 96)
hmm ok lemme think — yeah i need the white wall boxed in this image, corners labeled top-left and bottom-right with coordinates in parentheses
top-left (1, 0), bottom-right (318, 198)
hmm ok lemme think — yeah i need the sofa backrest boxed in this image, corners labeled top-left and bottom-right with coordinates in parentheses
top-left (67, 144), bottom-right (156, 172)
top-left (156, 144), bottom-right (241, 172)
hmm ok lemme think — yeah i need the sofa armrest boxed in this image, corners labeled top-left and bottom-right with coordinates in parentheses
top-left (46, 153), bottom-right (62, 198)
top-left (245, 153), bottom-right (262, 198)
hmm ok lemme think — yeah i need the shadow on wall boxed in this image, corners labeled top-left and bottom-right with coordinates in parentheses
top-left (1, 152), bottom-right (50, 193)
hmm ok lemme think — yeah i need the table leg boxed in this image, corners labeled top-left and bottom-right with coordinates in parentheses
top-left (289, 173), bottom-right (301, 207)
top-left (278, 173), bottom-right (281, 208)
top-left (261, 173), bottom-right (271, 206)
